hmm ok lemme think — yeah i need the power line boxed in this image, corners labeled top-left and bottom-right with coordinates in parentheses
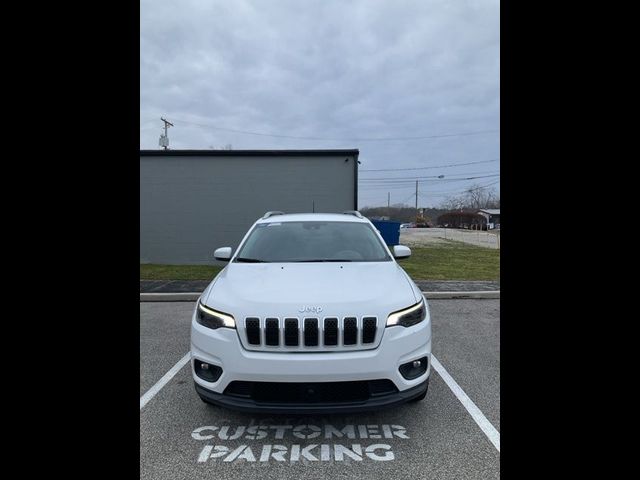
top-left (169, 117), bottom-right (499, 142)
top-left (361, 173), bottom-right (499, 182)
top-left (359, 171), bottom-right (500, 182)
top-left (360, 183), bottom-right (425, 191)
top-left (368, 179), bottom-right (499, 208)
top-left (359, 176), bottom-right (500, 191)
top-left (359, 174), bottom-right (500, 187)
top-left (360, 158), bottom-right (499, 172)
top-left (399, 191), bottom-right (417, 204)
top-left (382, 180), bottom-right (500, 206)
top-left (360, 180), bottom-right (498, 189)
top-left (428, 182), bottom-right (500, 195)
top-left (417, 180), bottom-right (500, 197)
top-left (459, 179), bottom-right (500, 191)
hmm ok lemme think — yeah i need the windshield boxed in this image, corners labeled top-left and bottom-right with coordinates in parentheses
top-left (234, 221), bottom-right (391, 263)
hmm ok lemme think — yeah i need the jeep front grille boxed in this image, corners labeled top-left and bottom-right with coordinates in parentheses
top-left (343, 317), bottom-right (357, 345)
top-left (284, 318), bottom-right (299, 346)
top-left (242, 316), bottom-right (379, 351)
top-left (265, 318), bottom-right (279, 346)
top-left (362, 317), bottom-right (377, 343)
top-left (246, 318), bottom-right (261, 345)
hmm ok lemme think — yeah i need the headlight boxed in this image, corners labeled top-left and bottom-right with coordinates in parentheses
top-left (386, 300), bottom-right (426, 328)
top-left (196, 302), bottom-right (235, 329)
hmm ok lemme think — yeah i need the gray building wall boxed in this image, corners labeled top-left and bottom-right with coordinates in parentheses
top-left (140, 150), bottom-right (358, 264)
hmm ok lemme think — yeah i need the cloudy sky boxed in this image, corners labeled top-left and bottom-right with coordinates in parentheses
top-left (140, 0), bottom-right (499, 208)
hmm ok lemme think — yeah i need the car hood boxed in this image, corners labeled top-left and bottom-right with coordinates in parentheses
top-left (203, 261), bottom-right (419, 318)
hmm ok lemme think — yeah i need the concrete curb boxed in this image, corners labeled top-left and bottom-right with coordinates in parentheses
top-left (140, 293), bottom-right (201, 302)
top-left (140, 291), bottom-right (500, 302)
top-left (423, 291), bottom-right (500, 299)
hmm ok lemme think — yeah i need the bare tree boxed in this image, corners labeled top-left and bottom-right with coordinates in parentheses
top-left (439, 197), bottom-right (463, 211)
top-left (440, 185), bottom-right (500, 210)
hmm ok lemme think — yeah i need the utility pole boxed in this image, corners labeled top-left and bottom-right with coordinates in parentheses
top-left (415, 180), bottom-right (418, 211)
top-left (159, 117), bottom-right (173, 150)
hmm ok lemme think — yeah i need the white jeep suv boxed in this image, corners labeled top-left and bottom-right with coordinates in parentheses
top-left (190, 211), bottom-right (431, 413)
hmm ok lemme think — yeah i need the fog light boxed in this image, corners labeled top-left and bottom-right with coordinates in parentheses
top-left (399, 356), bottom-right (429, 380)
top-left (194, 359), bottom-right (222, 382)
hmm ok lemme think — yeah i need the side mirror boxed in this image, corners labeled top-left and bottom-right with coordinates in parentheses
top-left (393, 245), bottom-right (411, 259)
top-left (214, 247), bottom-right (232, 262)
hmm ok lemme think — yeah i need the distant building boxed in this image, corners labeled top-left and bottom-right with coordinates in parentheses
top-left (477, 209), bottom-right (500, 229)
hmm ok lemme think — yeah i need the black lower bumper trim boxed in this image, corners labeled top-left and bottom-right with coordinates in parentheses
top-left (195, 377), bottom-right (429, 414)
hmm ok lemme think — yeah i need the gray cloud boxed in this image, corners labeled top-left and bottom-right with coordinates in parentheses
top-left (141, 0), bottom-right (500, 207)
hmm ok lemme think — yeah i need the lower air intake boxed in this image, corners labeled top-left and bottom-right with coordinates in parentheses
top-left (224, 380), bottom-right (398, 404)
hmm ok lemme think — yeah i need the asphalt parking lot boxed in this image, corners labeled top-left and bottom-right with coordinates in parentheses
top-left (140, 299), bottom-right (500, 479)
top-left (401, 228), bottom-right (500, 249)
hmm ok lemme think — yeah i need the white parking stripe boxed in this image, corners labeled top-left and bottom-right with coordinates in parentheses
top-left (140, 352), bottom-right (191, 410)
top-left (431, 354), bottom-right (500, 452)
top-left (139, 351), bottom-right (500, 454)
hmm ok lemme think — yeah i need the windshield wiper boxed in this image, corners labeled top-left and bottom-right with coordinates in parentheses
top-left (235, 257), bottom-right (268, 263)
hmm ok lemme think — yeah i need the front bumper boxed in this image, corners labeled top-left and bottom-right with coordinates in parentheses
top-left (190, 309), bottom-right (431, 411)
top-left (195, 377), bottom-right (429, 414)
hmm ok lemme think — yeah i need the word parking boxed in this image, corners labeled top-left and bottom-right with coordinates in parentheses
top-left (192, 424), bottom-right (410, 463)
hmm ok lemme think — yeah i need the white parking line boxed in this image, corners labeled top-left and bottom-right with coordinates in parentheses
top-left (431, 354), bottom-right (500, 452)
top-left (140, 352), bottom-right (191, 410)
top-left (140, 352), bottom-right (500, 454)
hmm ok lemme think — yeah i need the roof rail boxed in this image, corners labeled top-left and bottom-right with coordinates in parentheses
top-left (343, 210), bottom-right (363, 219)
top-left (262, 211), bottom-right (285, 219)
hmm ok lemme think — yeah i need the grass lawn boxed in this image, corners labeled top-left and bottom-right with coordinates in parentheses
top-left (140, 242), bottom-right (499, 282)
top-left (397, 242), bottom-right (499, 281)
top-left (140, 263), bottom-right (224, 281)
